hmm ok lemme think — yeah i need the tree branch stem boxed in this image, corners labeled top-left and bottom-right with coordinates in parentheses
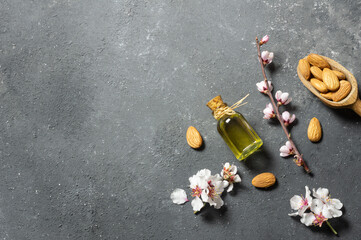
top-left (255, 37), bottom-right (310, 173)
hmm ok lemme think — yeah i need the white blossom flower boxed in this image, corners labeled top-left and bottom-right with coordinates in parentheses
top-left (313, 187), bottom-right (343, 218)
top-left (279, 141), bottom-right (294, 157)
top-left (263, 103), bottom-right (275, 119)
top-left (282, 111), bottom-right (296, 126)
top-left (289, 186), bottom-right (342, 235)
top-left (172, 166), bottom-right (242, 212)
top-left (221, 163), bottom-right (241, 192)
top-left (256, 80), bottom-right (273, 94)
top-left (201, 174), bottom-right (228, 209)
top-left (170, 188), bottom-right (189, 204)
top-left (261, 51), bottom-right (274, 65)
top-left (189, 169), bottom-right (210, 212)
top-left (301, 199), bottom-right (332, 227)
top-left (288, 186), bottom-right (312, 216)
top-left (275, 90), bottom-right (292, 105)
top-left (260, 35), bottom-right (269, 45)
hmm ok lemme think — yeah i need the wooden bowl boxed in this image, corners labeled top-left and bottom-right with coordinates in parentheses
top-left (297, 55), bottom-right (361, 117)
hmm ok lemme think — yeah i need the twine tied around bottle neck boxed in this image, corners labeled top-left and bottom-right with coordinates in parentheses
top-left (212, 94), bottom-right (249, 120)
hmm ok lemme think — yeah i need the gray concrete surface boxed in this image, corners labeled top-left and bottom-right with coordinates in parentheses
top-left (0, 0), bottom-right (360, 239)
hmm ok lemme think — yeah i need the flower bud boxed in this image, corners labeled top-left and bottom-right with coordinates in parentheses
top-left (259, 35), bottom-right (269, 45)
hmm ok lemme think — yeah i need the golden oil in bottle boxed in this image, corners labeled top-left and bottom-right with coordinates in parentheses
top-left (207, 95), bottom-right (263, 160)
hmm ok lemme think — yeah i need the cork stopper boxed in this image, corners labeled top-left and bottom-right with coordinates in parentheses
top-left (207, 95), bottom-right (225, 111)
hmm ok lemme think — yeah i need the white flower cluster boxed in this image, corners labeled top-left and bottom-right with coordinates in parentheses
top-left (170, 163), bottom-right (241, 212)
top-left (289, 186), bottom-right (343, 229)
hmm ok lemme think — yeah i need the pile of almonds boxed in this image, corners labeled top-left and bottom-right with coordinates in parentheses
top-left (299, 53), bottom-right (351, 102)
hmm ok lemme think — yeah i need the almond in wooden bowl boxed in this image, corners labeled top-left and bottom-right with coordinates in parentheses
top-left (297, 54), bottom-right (361, 117)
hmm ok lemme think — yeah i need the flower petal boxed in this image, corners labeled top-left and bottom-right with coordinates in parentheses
top-left (256, 82), bottom-right (265, 92)
top-left (170, 188), bottom-right (188, 204)
top-left (191, 197), bottom-right (204, 212)
top-left (233, 174), bottom-right (241, 183)
top-left (311, 198), bottom-right (324, 214)
top-left (197, 169), bottom-right (211, 179)
top-left (275, 90), bottom-right (282, 100)
top-left (227, 183), bottom-right (234, 192)
top-left (327, 206), bottom-right (342, 218)
top-left (322, 204), bottom-right (333, 219)
top-left (281, 92), bottom-right (289, 102)
top-left (229, 165), bottom-right (237, 174)
top-left (267, 103), bottom-right (273, 110)
top-left (298, 206), bottom-right (308, 216)
top-left (269, 52), bottom-right (274, 60)
top-left (300, 213), bottom-right (315, 226)
top-left (315, 187), bottom-right (329, 200)
top-left (222, 180), bottom-right (229, 190)
top-left (284, 97), bottom-right (292, 105)
top-left (305, 186), bottom-right (311, 198)
top-left (261, 51), bottom-right (268, 59)
top-left (330, 198), bottom-right (343, 209)
top-left (285, 141), bottom-right (292, 150)
top-left (280, 152), bottom-right (290, 157)
top-left (289, 114), bottom-right (296, 123)
top-left (189, 175), bottom-right (198, 188)
top-left (288, 212), bottom-right (299, 217)
top-left (280, 145), bottom-right (290, 154)
top-left (200, 190), bottom-right (208, 202)
top-left (305, 186), bottom-right (312, 207)
top-left (210, 196), bottom-right (224, 209)
top-left (263, 108), bottom-right (273, 115)
top-left (260, 35), bottom-right (269, 44)
top-left (290, 195), bottom-right (303, 210)
top-left (282, 111), bottom-right (290, 120)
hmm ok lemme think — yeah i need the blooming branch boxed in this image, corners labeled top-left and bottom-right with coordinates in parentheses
top-left (255, 36), bottom-right (310, 173)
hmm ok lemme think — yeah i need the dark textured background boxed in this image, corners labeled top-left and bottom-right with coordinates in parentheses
top-left (0, 0), bottom-right (360, 239)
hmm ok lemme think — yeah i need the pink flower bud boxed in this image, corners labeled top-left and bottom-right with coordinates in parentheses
top-left (275, 90), bottom-right (292, 105)
top-left (261, 51), bottom-right (274, 65)
top-left (256, 80), bottom-right (273, 94)
top-left (260, 35), bottom-right (269, 45)
top-left (280, 141), bottom-right (294, 157)
top-left (282, 111), bottom-right (296, 126)
top-left (263, 103), bottom-right (275, 119)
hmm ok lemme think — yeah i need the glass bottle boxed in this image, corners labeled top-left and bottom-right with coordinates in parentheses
top-left (207, 95), bottom-right (263, 160)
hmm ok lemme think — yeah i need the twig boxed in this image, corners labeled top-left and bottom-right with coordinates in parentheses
top-left (255, 37), bottom-right (310, 173)
top-left (326, 221), bottom-right (338, 235)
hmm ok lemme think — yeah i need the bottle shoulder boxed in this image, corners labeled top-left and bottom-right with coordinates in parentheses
top-left (217, 112), bottom-right (244, 123)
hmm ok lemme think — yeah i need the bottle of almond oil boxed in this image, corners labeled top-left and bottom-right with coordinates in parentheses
top-left (207, 95), bottom-right (263, 160)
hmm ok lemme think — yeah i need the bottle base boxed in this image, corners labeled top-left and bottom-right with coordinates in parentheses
top-left (237, 140), bottom-right (263, 161)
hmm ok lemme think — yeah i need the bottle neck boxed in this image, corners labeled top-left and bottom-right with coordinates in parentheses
top-left (213, 103), bottom-right (236, 120)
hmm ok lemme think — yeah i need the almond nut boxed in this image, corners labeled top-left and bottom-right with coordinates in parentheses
top-left (310, 78), bottom-right (328, 93)
top-left (332, 80), bottom-right (351, 102)
top-left (252, 173), bottom-right (276, 188)
top-left (332, 70), bottom-right (346, 80)
top-left (307, 53), bottom-right (330, 69)
top-left (320, 92), bottom-right (334, 100)
top-left (322, 68), bottom-right (340, 91)
top-left (310, 66), bottom-right (323, 80)
top-left (186, 126), bottom-right (203, 149)
top-left (307, 117), bottom-right (322, 142)
top-left (298, 59), bottom-right (311, 80)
